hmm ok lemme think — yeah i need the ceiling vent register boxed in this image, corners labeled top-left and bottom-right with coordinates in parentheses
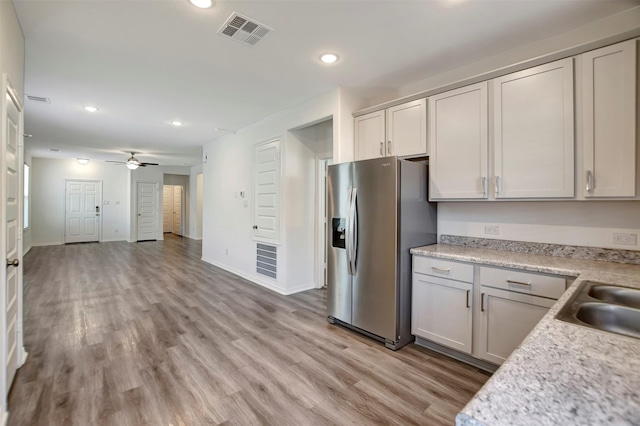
top-left (217, 12), bottom-right (274, 47)
top-left (26, 95), bottom-right (51, 104)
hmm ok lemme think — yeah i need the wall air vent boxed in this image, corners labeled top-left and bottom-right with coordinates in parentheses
top-left (217, 12), bottom-right (274, 47)
top-left (256, 243), bottom-right (277, 279)
top-left (26, 95), bottom-right (50, 104)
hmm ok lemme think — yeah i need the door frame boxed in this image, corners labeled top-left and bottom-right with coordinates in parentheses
top-left (315, 157), bottom-right (332, 289)
top-left (63, 179), bottom-right (103, 243)
top-left (135, 181), bottom-right (159, 241)
top-left (1, 74), bottom-right (26, 417)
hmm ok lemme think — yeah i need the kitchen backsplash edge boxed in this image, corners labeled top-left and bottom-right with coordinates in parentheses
top-left (439, 235), bottom-right (640, 265)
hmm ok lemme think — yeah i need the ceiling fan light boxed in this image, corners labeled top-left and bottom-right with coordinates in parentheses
top-left (126, 162), bottom-right (139, 170)
top-left (77, 158), bottom-right (90, 165)
top-left (189, 0), bottom-right (212, 8)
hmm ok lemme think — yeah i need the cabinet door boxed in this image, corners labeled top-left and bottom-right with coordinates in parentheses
top-left (412, 274), bottom-right (473, 354)
top-left (429, 82), bottom-right (488, 199)
top-left (478, 286), bottom-right (554, 365)
top-left (583, 39), bottom-right (637, 198)
top-left (355, 110), bottom-right (385, 161)
top-left (386, 99), bottom-right (427, 158)
top-left (494, 58), bottom-right (575, 198)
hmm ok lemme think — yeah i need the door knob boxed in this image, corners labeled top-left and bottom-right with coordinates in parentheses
top-left (253, 225), bottom-right (258, 229)
top-left (6, 259), bottom-right (19, 267)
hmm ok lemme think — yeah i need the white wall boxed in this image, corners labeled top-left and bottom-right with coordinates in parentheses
top-left (31, 158), bottom-right (131, 245)
top-left (23, 152), bottom-right (32, 254)
top-left (188, 164), bottom-right (203, 240)
top-left (201, 88), bottom-right (351, 294)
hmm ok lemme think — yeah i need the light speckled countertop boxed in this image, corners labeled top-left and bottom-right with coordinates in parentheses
top-left (410, 244), bottom-right (640, 426)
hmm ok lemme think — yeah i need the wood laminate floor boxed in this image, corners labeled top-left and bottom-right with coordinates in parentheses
top-left (9, 235), bottom-right (490, 425)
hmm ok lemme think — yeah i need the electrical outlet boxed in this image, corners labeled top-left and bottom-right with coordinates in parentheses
top-left (613, 233), bottom-right (637, 246)
top-left (484, 225), bottom-right (500, 235)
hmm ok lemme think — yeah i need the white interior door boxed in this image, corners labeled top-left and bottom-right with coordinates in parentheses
top-left (2, 78), bottom-right (23, 396)
top-left (65, 180), bottom-right (101, 243)
top-left (253, 139), bottom-right (280, 242)
top-left (173, 185), bottom-right (182, 236)
top-left (137, 182), bottom-right (158, 241)
top-left (162, 185), bottom-right (173, 233)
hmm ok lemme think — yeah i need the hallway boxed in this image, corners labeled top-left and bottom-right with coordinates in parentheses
top-left (9, 235), bottom-right (489, 425)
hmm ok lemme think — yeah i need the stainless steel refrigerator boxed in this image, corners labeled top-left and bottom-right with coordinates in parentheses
top-left (327, 156), bottom-right (437, 350)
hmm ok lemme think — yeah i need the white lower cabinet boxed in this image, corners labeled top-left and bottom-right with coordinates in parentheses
top-left (477, 286), bottom-right (555, 365)
top-left (412, 274), bottom-right (473, 354)
top-left (412, 255), bottom-right (567, 367)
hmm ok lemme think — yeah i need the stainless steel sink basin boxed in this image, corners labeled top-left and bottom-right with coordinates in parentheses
top-left (575, 302), bottom-right (640, 339)
top-left (556, 281), bottom-right (640, 340)
top-left (588, 285), bottom-right (640, 309)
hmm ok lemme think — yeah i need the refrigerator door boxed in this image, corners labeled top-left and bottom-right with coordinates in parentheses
top-left (351, 157), bottom-right (398, 341)
top-left (327, 161), bottom-right (353, 323)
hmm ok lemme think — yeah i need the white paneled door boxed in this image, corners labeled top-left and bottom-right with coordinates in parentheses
top-left (253, 139), bottom-right (280, 242)
top-left (137, 182), bottom-right (158, 241)
top-left (162, 185), bottom-right (173, 233)
top-left (65, 180), bottom-right (101, 243)
top-left (173, 185), bottom-right (182, 236)
top-left (2, 76), bottom-right (24, 403)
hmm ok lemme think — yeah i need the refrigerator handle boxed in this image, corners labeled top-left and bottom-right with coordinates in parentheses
top-left (350, 188), bottom-right (358, 274)
top-left (346, 188), bottom-right (354, 275)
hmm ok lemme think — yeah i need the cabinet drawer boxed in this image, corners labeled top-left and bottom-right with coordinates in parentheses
top-left (479, 266), bottom-right (566, 299)
top-left (413, 256), bottom-right (474, 283)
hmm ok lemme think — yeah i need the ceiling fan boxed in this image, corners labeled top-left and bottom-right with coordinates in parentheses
top-left (106, 152), bottom-right (159, 170)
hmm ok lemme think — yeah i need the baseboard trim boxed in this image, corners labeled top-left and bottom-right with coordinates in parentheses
top-left (100, 238), bottom-right (129, 243)
top-left (201, 257), bottom-right (312, 296)
top-left (0, 407), bottom-right (7, 426)
top-left (20, 348), bottom-right (28, 366)
top-left (23, 246), bottom-right (32, 256)
top-left (415, 337), bottom-right (498, 373)
top-left (31, 242), bottom-right (63, 247)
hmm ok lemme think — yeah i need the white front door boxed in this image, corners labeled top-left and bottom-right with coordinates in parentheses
top-left (162, 185), bottom-right (173, 233)
top-left (2, 77), bottom-right (23, 396)
top-left (173, 185), bottom-right (182, 236)
top-left (253, 139), bottom-right (280, 242)
top-left (137, 182), bottom-right (157, 241)
top-left (65, 180), bottom-right (101, 243)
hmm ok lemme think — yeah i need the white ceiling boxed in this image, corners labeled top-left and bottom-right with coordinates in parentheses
top-left (14, 0), bottom-right (639, 166)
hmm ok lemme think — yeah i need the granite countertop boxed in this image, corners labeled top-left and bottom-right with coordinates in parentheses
top-left (410, 244), bottom-right (640, 426)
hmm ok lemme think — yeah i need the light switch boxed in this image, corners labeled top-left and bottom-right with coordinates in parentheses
top-left (103, 200), bottom-right (109, 205)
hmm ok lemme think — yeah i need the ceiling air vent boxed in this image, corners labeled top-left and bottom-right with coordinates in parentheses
top-left (26, 95), bottom-right (50, 104)
top-left (217, 12), bottom-right (274, 47)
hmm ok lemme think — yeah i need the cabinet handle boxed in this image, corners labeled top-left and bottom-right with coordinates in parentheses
top-left (482, 176), bottom-right (487, 196)
top-left (465, 289), bottom-right (470, 308)
top-left (495, 176), bottom-right (500, 196)
top-left (431, 266), bottom-right (450, 273)
top-left (387, 140), bottom-right (392, 156)
top-left (481, 292), bottom-right (485, 312)
top-left (586, 170), bottom-right (593, 192)
top-left (507, 279), bottom-right (531, 286)
top-left (380, 142), bottom-right (384, 156)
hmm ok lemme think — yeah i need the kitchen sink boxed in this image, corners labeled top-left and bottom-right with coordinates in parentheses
top-left (574, 302), bottom-right (640, 339)
top-left (556, 281), bottom-right (640, 340)
top-left (588, 285), bottom-right (640, 309)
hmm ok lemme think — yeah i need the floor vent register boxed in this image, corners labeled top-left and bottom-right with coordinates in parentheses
top-left (257, 243), bottom-right (277, 279)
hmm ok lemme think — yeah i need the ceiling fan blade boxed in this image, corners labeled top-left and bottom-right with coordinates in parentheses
top-left (139, 162), bottom-right (159, 166)
top-left (106, 160), bottom-right (126, 164)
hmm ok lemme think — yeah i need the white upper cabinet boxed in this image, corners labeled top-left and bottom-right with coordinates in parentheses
top-left (493, 58), bottom-right (575, 198)
top-left (582, 39), bottom-right (637, 198)
top-left (355, 110), bottom-right (385, 161)
top-left (429, 82), bottom-right (488, 200)
top-left (354, 99), bottom-right (426, 161)
top-left (386, 99), bottom-right (427, 157)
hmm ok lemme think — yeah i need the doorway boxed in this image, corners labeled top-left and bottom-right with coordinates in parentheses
top-left (162, 184), bottom-right (184, 236)
top-left (64, 180), bottom-right (102, 243)
top-left (137, 182), bottom-right (158, 241)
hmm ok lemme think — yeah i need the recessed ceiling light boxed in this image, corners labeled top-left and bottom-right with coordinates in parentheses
top-left (84, 106), bottom-right (99, 112)
top-left (189, 0), bottom-right (212, 8)
top-left (320, 53), bottom-right (339, 64)
top-left (77, 158), bottom-right (90, 165)
top-left (171, 121), bottom-right (183, 126)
